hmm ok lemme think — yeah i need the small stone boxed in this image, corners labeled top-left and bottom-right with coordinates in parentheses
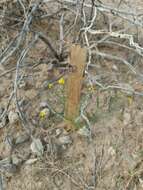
top-left (0, 156), bottom-right (16, 173)
top-left (58, 135), bottom-right (72, 145)
top-left (0, 157), bottom-right (11, 165)
top-left (11, 155), bottom-right (21, 165)
top-left (77, 126), bottom-right (91, 137)
top-left (31, 138), bottom-right (44, 156)
top-left (39, 102), bottom-right (49, 109)
top-left (112, 64), bottom-right (118, 71)
top-left (47, 62), bottom-right (54, 71)
top-left (25, 158), bottom-right (38, 165)
top-left (15, 134), bottom-right (29, 145)
top-left (42, 81), bottom-right (49, 89)
top-left (8, 111), bottom-right (19, 125)
top-left (5, 164), bottom-right (17, 174)
top-left (55, 128), bottom-right (62, 137)
top-left (0, 157), bottom-right (17, 173)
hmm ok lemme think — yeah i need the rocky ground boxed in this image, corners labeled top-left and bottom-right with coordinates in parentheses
top-left (1, 0), bottom-right (143, 190)
top-left (1, 45), bottom-right (143, 189)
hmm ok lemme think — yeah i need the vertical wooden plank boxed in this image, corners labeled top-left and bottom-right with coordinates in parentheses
top-left (65, 45), bottom-right (86, 121)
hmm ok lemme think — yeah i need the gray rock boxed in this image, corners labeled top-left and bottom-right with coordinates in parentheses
top-left (58, 135), bottom-right (72, 145)
top-left (39, 102), bottom-right (49, 109)
top-left (25, 158), bottom-right (38, 165)
top-left (30, 138), bottom-right (44, 157)
top-left (55, 128), bottom-right (62, 137)
top-left (15, 134), bottom-right (29, 145)
top-left (8, 111), bottom-right (19, 125)
top-left (0, 157), bottom-right (11, 166)
top-left (0, 157), bottom-right (17, 173)
top-left (77, 126), bottom-right (91, 137)
top-left (11, 155), bottom-right (22, 166)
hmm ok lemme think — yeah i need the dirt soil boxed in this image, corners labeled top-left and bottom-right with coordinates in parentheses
top-left (0, 38), bottom-right (143, 190)
top-left (0, 1), bottom-right (143, 190)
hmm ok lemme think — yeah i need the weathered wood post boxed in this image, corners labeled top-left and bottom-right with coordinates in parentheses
top-left (65, 45), bottom-right (87, 122)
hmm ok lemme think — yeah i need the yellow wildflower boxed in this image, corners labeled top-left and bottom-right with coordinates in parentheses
top-left (39, 110), bottom-right (46, 119)
top-left (48, 83), bottom-right (53, 89)
top-left (88, 85), bottom-right (96, 92)
top-left (58, 77), bottom-right (65, 85)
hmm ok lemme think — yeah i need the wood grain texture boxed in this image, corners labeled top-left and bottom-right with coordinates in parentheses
top-left (65, 45), bottom-right (86, 121)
